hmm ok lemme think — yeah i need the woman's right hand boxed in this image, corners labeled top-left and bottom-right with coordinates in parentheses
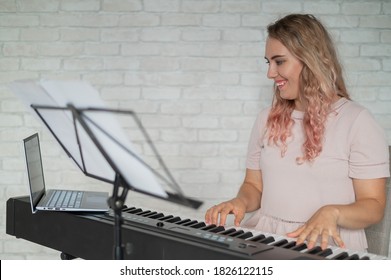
top-left (204, 197), bottom-right (247, 227)
top-left (205, 169), bottom-right (263, 227)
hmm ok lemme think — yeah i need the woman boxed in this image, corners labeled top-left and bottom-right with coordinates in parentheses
top-left (205, 14), bottom-right (389, 252)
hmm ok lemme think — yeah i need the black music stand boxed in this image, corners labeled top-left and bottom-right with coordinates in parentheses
top-left (30, 103), bottom-right (202, 260)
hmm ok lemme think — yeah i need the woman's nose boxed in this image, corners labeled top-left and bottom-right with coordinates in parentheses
top-left (267, 65), bottom-right (277, 79)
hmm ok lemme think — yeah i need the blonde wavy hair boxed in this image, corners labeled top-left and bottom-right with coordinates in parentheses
top-left (266, 14), bottom-right (350, 163)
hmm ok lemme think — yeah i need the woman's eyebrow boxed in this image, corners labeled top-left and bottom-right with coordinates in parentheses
top-left (265, 55), bottom-right (286, 60)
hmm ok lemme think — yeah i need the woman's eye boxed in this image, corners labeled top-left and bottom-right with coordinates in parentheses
top-left (276, 60), bottom-right (284, 65)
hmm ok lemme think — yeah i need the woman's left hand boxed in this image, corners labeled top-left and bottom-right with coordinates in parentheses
top-left (286, 205), bottom-right (345, 250)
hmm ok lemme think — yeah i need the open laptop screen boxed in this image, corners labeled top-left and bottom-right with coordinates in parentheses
top-left (24, 133), bottom-right (46, 210)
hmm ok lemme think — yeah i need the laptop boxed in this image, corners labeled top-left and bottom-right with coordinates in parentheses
top-left (23, 133), bottom-right (109, 213)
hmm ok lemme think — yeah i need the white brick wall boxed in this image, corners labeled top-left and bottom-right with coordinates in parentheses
top-left (1, 0), bottom-right (390, 259)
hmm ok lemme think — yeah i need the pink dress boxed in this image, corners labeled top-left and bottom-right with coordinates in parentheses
top-left (244, 98), bottom-right (390, 251)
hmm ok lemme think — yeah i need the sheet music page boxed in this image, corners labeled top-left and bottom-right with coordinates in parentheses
top-left (9, 80), bottom-right (86, 170)
top-left (10, 79), bottom-right (167, 198)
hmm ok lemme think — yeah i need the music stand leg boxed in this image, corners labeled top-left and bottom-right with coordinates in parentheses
top-left (108, 173), bottom-right (129, 260)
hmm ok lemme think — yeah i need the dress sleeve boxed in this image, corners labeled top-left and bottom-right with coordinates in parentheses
top-left (348, 109), bottom-right (390, 179)
top-left (245, 108), bottom-right (269, 170)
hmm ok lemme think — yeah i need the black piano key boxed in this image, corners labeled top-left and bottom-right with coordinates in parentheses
top-left (291, 243), bottom-right (307, 251)
top-left (347, 254), bottom-right (359, 260)
top-left (236, 232), bottom-right (254, 240)
top-left (165, 216), bottom-right (181, 223)
top-left (190, 222), bottom-right (206, 229)
top-left (122, 207), bottom-right (136, 212)
top-left (248, 234), bottom-right (266, 242)
top-left (158, 215), bottom-right (173, 221)
top-left (227, 230), bottom-right (244, 237)
top-left (209, 226), bottom-right (225, 233)
top-left (259, 236), bottom-right (275, 244)
top-left (281, 241), bottom-right (296, 249)
top-left (141, 211), bottom-right (157, 217)
top-left (175, 219), bottom-right (191, 225)
top-left (126, 208), bottom-right (143, 214)
top-left (149, 213), bottom-right (165, 219)
top-left (271, 239), bottom-right (288, 247)
top-left (219, 228), bottom-right (237, 235)
top-left (181, 220), bottom-right (198, 227)
top-left (316, 248), bottom-right (333, 257)
top-left (137, 210), bottom-right (151, 216)
top-left (331, 252), bottom-right (349, 260)
top-left (360, 256), bottom-right (370, 260)
top-left (305, 246), bottom-right (323, 255)
top-left (199, 224), bottom-right (217, 231)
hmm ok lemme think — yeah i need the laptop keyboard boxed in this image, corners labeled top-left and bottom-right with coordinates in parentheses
top-left (48, 190), bottom-right (83, 209)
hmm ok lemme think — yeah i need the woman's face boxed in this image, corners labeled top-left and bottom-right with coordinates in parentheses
top-left (265, 37), bottom-right (304, 110)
